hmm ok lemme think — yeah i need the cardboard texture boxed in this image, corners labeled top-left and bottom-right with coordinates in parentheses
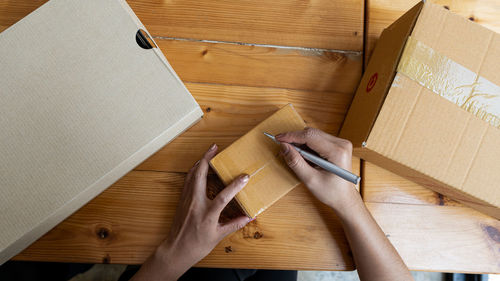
top-left (0, 0), bottom-right (202, 264)
top-left (340, 1), bottom-right (500, 219)
top-left (210, 104), bottom-right (306, 218)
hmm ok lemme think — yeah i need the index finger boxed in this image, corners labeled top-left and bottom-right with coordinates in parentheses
top-left (210, 174), bottom-right (249, 216)
top-left (191, 144), bottom-right (218, 195)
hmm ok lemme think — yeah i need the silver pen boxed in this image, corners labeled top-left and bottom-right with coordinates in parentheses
top-left (264, 132), bottom-right (360, 185)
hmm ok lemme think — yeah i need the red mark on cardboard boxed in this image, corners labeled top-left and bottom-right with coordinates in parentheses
top-left (366, 73), bottom-right (378, 92)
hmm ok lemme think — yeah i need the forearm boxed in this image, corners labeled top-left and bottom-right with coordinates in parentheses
top-left (334, 190), bottom-right (413, 281)
top-left (277, 128), bottom-right (410, 280)
top-left (130, 243), bottom-right (188, 281)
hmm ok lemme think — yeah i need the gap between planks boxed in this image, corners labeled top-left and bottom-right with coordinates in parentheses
top-left (359, 159), bottom-right (365, 197)
top-left (180, 80), bottom-right (345, 95)
top-left (152, 36), bottom-right (363, 55)
top-left (362, 0), bottom-right (368, 69)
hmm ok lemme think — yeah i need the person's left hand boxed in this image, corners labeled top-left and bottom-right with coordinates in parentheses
top-left (131, 144), bottom-right (252, 281)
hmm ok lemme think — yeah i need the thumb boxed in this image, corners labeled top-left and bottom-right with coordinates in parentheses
top-left (280, 142), bottom-right (318, 184)
top-left (219, 216), bottom-right (252, 237)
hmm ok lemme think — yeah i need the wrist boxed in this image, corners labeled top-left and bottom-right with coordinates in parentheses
top-left (151, 242), bottom-right (186, 281)
top-left (329, 187), bottom-right (364, 218)
top-left (154, 241), bottom-right (173, 263)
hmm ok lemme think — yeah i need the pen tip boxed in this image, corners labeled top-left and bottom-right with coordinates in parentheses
top-left (263, 132), bottom-right (280, 144)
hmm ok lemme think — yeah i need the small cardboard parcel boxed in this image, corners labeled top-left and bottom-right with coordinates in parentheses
top-left (0, 0), bottom-right (202, 265)
top-left (210, 104), bottom-right (307, 218)
top-left (340, 1), bottom-right (500, 219)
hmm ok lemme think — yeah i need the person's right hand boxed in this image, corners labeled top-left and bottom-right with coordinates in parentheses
top-left (279, 128), bottom-right (413, 281)
top-left (276, 127), bottom-right (359, 212)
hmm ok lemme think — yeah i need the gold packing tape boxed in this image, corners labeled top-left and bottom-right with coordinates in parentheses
top-left (397, 36), bottom-right (500, 128)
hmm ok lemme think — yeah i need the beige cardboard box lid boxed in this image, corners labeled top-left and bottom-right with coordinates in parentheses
top-left (0, 0), bottom-right (203, 264)
top-left (340, 1), bottom-right (500, 219)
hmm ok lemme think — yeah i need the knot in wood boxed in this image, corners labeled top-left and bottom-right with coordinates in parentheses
top-left (97, 227), bottom-right (110, 239)
top-left (253, 231), bottom-right (263, 239)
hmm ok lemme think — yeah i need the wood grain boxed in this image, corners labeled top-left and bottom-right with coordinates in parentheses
top-left (130, 0), bottom-right (364, 51)
top-left (0, 0), bottom-right (364, 50)
top-left (136, 82), bottom-right (355, 173)
top-left (365, 0), bottom-right (500, 61)
top-left (14, 170), bottom-right (357, 270)
top-left (363, 162), bottom-right (500, 273)
top-left (366, 202), bottom-right (500, 273)
top-left (362, 162), bottom-right (461, 207)
top-left (157, 39), bottom-right (362, 93)
top-left (1, 18), bottom-right (361, 94)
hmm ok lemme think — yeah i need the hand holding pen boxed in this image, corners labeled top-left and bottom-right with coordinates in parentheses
top-left (265, 128), bottom-right (360, 209)
top-left (264, 130), bottom-right (360, 185)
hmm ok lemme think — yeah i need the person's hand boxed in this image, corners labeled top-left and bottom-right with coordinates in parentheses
top-left (276, 127), bottom-right (359, 213)
top-left (131, 144), bottom-right (252, 281)
top-left (279, 129), bottom-right (413, 281)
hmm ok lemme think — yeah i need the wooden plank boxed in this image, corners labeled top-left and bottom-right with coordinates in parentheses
top-left (0, 0), bottom-right (364, 50)
top-left (130, 0), bottom-right (363, 50)
top-left (363, 162), bottom-right (500, 273)
top-left (0, 3), bottom-right (363, 93)
top-left (365, 0), bottom-right (500, 61)
top-left (362, 162), bottom-right (461, 207)
top-left (157, 39), bottom-right (362, 93)
top-left (365, 203), bottom-right (500, 273)
top-left (14, 170), bottom-right (357, 270)
top-left (137, 82), bottom-right (355, 173)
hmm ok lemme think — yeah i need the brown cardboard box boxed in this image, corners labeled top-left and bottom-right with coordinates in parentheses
top-left (340, 1), bottom-right (500, 219)
top-left (0, 0), bottom-right (202, 264)
top-left (210, 104), bottom-right (306, 218)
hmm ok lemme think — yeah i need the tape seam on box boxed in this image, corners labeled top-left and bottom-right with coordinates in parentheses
top-left (397, 36), bottom-right (500, 128)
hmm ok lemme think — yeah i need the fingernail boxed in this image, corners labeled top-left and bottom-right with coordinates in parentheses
top-left (209, 143), bottom-right (217, 151)
top-left (241, 174), bottom-right (249, 182)
top-left (275, 133), bottom-right (283, 139)
top-left (280, 143), bottom-right (289, 155)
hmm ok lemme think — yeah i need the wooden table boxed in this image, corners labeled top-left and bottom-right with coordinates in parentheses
top-left (1, 0), bottom-right (499, 273)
